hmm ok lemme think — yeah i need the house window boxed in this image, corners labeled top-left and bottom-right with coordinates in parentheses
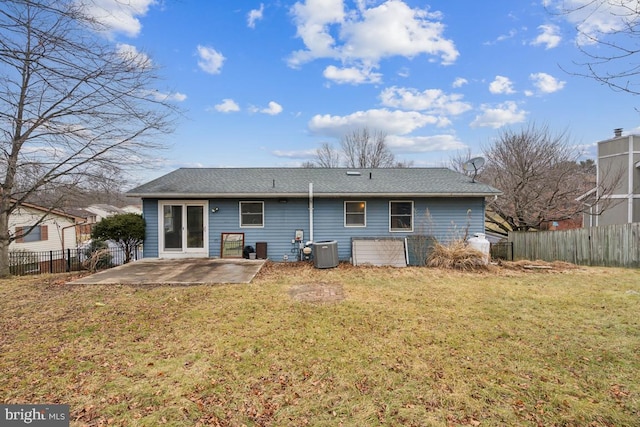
top-left (345, 201), bottom-right (366, 227)
top-left (390, 201), bottom-right (413, 232)
top-left (240, 201), bottom-right (264, 227)
top-left (16, 225), bottom-right (48, 243)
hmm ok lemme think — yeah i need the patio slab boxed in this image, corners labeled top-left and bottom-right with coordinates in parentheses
top-left (69, 258), bottom-right (266, 285)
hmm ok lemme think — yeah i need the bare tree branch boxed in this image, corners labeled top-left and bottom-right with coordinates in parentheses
top-left (315, 142), bottom-right (342, 168)
top-left (481, 123), bottom-right (621, 232)
top-left (550, 0), bottom-right (640, 95)
top-left (342, 128), bottom-right (395, 168)
top-left (0, 0), bottom-right (178, 276)
top-left (306, 128), bottom-right (408, 168)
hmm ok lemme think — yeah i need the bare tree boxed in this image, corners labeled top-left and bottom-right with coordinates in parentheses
top-left (342, 128), bottom-right (395, 168)
top-left (448, 147), bottom-right (475, 175)
top-left (0, 1), bottom-right (177, 277)
top-left (315, 142), bottom-right (342, 167)
top-left (551, 0), bottom-right (640, 95)
top-left (307, 128), bottom-right (408, 168)
top-left (481, 123), bottom-right (621, 233)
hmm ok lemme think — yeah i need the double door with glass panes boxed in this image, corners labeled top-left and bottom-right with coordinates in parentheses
top-left (161, 202), bottom-right (207, 256)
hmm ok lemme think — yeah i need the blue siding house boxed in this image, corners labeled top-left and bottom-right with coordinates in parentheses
top-left (127, 168), bottom-right (501, 263)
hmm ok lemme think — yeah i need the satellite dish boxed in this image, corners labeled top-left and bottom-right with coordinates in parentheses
top-left (462, 157), bottom-right (485, 182)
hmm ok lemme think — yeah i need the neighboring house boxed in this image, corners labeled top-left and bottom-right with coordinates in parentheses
top-left (540, 217), bottom-right (583, 231)
top-left (122, 205), bottom-right (143, 215)
top-left (127, 168), bottom-right (501, 263)
top-left (9, 201), bottom-right (84, 253)
top-left (85, 204), bottom-right (127, 222)
top-left (62, 208), bottom-right (98, 244)
top-left (584, 129), bottom-right (640, 226)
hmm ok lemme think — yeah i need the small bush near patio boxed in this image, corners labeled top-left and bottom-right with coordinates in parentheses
top-left (1, 263), bottom-right (639, 426)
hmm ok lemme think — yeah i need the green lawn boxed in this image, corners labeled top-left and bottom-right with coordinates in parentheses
top-left (1, 262), bottom-right (639, 426)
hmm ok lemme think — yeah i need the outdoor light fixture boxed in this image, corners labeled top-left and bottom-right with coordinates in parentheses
top-left (211, 207), bottom-right (219, 213)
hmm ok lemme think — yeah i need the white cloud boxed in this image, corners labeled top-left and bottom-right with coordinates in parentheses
top-left (77, 0), bottom-right (156, 38)
top-left (214, 99), bottom-right (240, 113)
top-left (339, 1), bottom-right (458, 64)
top-left (545, 0), bottom-right (632, 45)
top-left (323, 65), bottom-right (382, 84)
top-left (529, 72), bottom-right (566, 94)
top-left (248, 3), bottom-right (265, 28)
top-left (144, 90), bottom-right (187, 102)
top-left (197, 45), bottom-right (225, 74)
top-left (289, 0), bottom-right (345, 67)
top-left (272, 149), bottom-right (317, 158)
top-left (308, 108), bottom-right (443, 137)
top-left (489, 75), bottom-right (515, 94)
top-left (386, 134), bottom-right (466, 153)
top-left (379, 86), bottom-right (471, 115)
top-left (452, 77), bottom-right (468, 88)
top-left (116, 43), bottom-right (152, 69)
top-left (484, 29), bottom-right (517, 46)
top-left (264, 101), bottom-right (283, 115)
top-left (470, 101), bottom-right (527, 128)
top-left (397, 67), bottom-right (410, 78)
top-left (531, 24), bottom-right (561, 49)
top-left (251, 101), bottom-right (283, 115)
top-left (288, 0), bottom-right (458, 82)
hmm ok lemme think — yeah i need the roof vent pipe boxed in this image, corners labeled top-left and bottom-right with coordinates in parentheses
top-left (614, 128), bottom-right (623, 137)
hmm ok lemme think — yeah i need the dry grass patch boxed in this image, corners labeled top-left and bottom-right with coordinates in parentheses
top-left (426, 240), bottom-right (488, 271)
top-left (1, 263), bottom-right (639, 426)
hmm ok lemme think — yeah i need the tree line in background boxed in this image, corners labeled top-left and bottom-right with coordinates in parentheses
top-left (305, 123), bottom-right (622, 236)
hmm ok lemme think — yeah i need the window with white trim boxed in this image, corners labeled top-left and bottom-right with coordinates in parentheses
top-left (389, 201), bottom-right (413, 232)
top-left (240, 201), bottom-right (264, 227)
top-left (344, 201), bottom-right (366, 227)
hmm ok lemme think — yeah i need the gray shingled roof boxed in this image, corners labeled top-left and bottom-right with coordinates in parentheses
top-left (127, 168), bottom-right (501, 198)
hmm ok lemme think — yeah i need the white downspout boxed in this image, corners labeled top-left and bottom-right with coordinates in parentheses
top-left (628, 135), bottom-right (634, 223)
top-left (308, 182), bottom-right (314, 242)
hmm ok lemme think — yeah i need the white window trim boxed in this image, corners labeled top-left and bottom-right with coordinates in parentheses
top-left (389, 200), bottom-right (414, 232)
top-left (344, 201), bottom-right (366, 227)
top-left (239, 201), bottom-right (265, 228)
top-left (157, 200), bottom-right (208, 258)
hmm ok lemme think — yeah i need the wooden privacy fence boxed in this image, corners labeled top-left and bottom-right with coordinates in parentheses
top-left (509, 223), bottom-right (640, 268)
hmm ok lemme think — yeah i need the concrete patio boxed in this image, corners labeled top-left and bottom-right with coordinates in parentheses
top-left (69, 258), bottom-right (266, 285)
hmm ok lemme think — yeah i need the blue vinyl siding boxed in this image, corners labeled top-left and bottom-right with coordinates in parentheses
top-left (313, 197), bottom-right (485, 261)
top-left (142, 196), bottom-right (486, 262)
top-left (208, 198), bottom-right (310, 260)
top-left (142, 199), bottom-right (159, 258)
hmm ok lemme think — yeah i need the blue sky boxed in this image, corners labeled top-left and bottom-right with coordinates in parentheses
top-left (86, 0), bottom-right (640, 177)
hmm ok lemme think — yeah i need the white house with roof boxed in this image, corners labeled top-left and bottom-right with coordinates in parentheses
top-left (127, 168), bottom-right (501, 264)
top-left (85, 204), bottom-right (128, 222)
top-left (10, 201), bottom-right (83, 253)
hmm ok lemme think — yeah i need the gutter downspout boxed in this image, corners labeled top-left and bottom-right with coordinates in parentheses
top-left (308, 183), bottom-right (314, 242)
top-left (629, 135), bottom-right (634, 223)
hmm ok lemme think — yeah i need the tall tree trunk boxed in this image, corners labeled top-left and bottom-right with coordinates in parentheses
top-left (0, 209), bottom-right (12, 278)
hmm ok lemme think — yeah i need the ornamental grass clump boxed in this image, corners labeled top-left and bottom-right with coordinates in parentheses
top-left (426, 239), bottom-right (487, 270)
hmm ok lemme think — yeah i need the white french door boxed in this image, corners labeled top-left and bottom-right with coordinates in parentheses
top-left (159, 201), bottom-right (208, 257)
